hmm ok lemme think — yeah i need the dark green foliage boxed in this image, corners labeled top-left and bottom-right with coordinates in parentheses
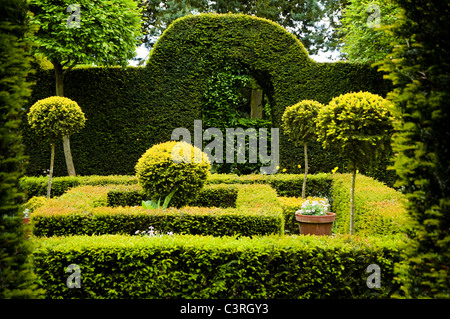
top-left (378, 0), bottom-right (450, 298)
top-left (106, 186), bottom-right (145, 207)
top-left (32, 234), bottom-right (405, 299)
top-left (0, 0), bottom-right (43, 298)
top-left (106, 184), bottom-right (238, 208)
top-left (190, 184), bottom-right (238, 208)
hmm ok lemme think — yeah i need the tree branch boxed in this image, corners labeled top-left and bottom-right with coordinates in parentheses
top-left (62, 58), bottom-right (79, 76)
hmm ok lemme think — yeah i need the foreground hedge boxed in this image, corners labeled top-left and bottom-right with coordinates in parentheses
top-left (32, 234), bottom-right (405, 299)
top-left (31, 184), bottom-right (283, 237)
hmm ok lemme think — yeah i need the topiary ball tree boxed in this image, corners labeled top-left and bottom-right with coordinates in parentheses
top-left (27, 96), bottom-right (86, 198)
top-left (135, 141), bottom-right (211, 208)
top-left (282, 99), bottom-right (323, 199)
top-left (316, 91), bottom-right (394, 234)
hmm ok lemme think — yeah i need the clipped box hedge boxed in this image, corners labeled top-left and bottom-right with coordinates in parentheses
top-left (19, 173), bottom-right (331, 200)
top-left (107, 184), bottom-right (238, 208)
top-left (20, 175), bottom-right (137, 200)
top-left (32, 233), bottom-right (405, 299)
top-left (31, 184), bottom-right (283, 237)
top-left (330, 174), bottom-right (409, 236)
top-left (207, 173), bottom-right (332, 198)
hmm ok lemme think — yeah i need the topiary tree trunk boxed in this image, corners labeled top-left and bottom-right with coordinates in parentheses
top-left (46, 142), bottom-right (55, 199)
top-left (349, 167), bottom-right (356, 235)
top-left (54, 59), bottom-right (77, 176)
top-left (302, 141), bottom-right (308, 199)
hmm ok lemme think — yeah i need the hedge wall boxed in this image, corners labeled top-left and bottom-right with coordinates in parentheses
top-left (21, 13), bottom-right (394, 184)
top-left (32, 234), bottom-right (405, 299)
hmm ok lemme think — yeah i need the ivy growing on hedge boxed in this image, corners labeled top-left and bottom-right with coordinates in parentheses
top-left (22, 13), bottom-right (393, 184)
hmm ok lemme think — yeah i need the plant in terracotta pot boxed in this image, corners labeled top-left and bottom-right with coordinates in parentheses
top-left (295, 199), bottom-right (335, 236)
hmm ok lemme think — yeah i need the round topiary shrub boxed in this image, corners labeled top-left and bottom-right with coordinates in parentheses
top-left (282, 99), bottom-right (323, 198)
top-left (27, 96), bottom-right (86, 141)
top-left (316, 91), bottom-right (394, 234)
top-left (28, 96), bottom-right (86, 197)
top-left (135, 141), bottom-right (211, 208)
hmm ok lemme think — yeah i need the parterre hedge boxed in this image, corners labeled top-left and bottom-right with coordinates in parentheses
top-left (331, 174), bottom-right (409, 237)
top-left (20, 175), bottom-right (137, 200)
top-left (31, 184), bottom-right (283, 237)
top-left (32, 234), bottom-right (405, 299)
top-left (21, 13), bottom-right (394, 185)
top-left (106, 183), bottom-right (238, 208)
top-left (26, 173), bottom-right (407, 237)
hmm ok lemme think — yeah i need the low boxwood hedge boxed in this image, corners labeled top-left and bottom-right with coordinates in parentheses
top-left (31, 233), bottom-right (406, 299)
top-left (20, 173), bottom-right (332, 200)
top-left (330, 173), bottom-right (409, 236)
top-left (31, 184), bottom-right (283, 237)
top-left (20, 175), bottom-right (137, 200)
top-left (107, 184), bottom-right (238, 208)
top-left (207, 173), bottom-right (332, 198)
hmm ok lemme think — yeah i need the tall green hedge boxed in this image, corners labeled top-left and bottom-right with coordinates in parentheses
top-left (21, 13), bottom-right (393, 184)
top-left (0, 0), bottom-right (43, 298)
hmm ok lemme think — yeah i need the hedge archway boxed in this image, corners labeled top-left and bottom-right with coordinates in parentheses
top-left (146, 12), bottom-right (314, 120)
top-left (146, 13), bottom-right (319, 172)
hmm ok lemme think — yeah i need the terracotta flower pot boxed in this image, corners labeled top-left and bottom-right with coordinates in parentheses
top-left (295, 212), bottom-right (336, 236)
top-left (23, 217), bottom-right (31, 238)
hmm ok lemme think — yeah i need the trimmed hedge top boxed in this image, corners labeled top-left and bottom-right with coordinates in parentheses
top-left (32, 233), bottom-right (406, 299)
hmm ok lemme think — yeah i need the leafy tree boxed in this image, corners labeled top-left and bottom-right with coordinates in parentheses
top-left (139, 0), bottom-right (346, 56)
top-left (28, 97), bottom-right (86, 198)
top-left (339, 0), bottom-right (401, 64)
top-left (282, 100), bottom-right (323, 198)
top-left (0, 0), bottom-right (44, 298)
top-left (316, 92), bottom-right (394, 234)
top-left (28, 0), bottom-right (142, 176)
top-left (378, 0), bottom-right (450, 298)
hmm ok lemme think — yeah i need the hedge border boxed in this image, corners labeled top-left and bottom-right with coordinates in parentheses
top-left (31, 184), bottom-right (283, 237)
top-left (32, 233), bottom-right (405, 299)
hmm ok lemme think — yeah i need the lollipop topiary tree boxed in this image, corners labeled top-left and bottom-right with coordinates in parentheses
top-left (135, 141), bottom-right (210, 208)
top-left (27, 96), bottom-right (86, 198)
top-left (282, 100), bottom-right (323, 198)
top-left (316, 91), bottom-right (394, 234)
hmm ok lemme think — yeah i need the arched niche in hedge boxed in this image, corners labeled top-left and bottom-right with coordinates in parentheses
top-left (146, 12), bottom-right (315, 132)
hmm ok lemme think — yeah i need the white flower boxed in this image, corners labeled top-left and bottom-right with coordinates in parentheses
top-left (135, 230), bottom-right (140, 234)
